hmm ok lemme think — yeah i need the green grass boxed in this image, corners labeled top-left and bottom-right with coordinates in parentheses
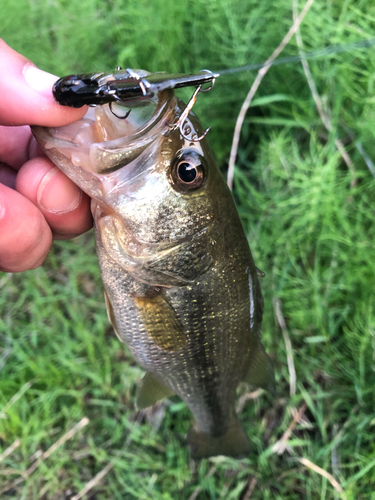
top-left (1, 0), bottom-right (375, 498)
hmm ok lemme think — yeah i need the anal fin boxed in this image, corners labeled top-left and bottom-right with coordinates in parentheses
top-left (136, 372), bottom-right (175, 410)
top-left (245, 341), bottom-right (276, 396)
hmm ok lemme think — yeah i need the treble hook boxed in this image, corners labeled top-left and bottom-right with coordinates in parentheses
top-left (100, 68), bottom-right (151, 120)
top-left (166, 85), bottom-right (211, 142)
top-left (109, 101), bottom-right (132, 120)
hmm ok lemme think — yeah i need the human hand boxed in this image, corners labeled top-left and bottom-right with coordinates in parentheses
top-left (0, 39), bottom-right (93, 272)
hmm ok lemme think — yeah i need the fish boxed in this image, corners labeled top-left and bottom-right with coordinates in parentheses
top-left (32, 74), bottom-right (275, 460)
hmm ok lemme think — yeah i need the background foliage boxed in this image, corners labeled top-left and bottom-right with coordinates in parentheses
top-left (1, 0), bottom-right (375, 498)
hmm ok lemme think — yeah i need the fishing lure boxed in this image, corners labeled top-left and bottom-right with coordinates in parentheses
top-left (53, 67), bottom-right (218, 107)
top-left (54, 68), bottom-right (217, 142)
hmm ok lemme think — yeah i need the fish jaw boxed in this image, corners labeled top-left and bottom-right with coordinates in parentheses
top-left (32, 90), bottom-right (176, 204)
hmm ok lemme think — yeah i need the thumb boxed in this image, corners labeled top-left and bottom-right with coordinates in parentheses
top-left (0, 39), bottom-right (87, 126)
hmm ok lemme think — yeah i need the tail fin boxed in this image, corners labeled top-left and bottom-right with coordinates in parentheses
top-left (187, 420), bottom-right (251, 460)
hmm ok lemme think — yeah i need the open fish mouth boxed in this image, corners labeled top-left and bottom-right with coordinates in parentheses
top-left (32, 89), bottom-right (176, 178)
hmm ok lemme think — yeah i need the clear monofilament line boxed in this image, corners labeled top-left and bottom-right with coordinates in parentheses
top-left (215, 37), bottom-right (375, 76)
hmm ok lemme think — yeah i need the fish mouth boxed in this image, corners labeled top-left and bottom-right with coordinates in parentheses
top-left (32, 89), bottom-right (176, 183)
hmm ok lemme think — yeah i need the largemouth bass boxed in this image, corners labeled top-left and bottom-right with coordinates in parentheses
top-left (32, 73), bottom-right (275, 459)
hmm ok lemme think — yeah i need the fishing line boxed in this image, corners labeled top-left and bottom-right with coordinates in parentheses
top-left (214, 37), bottom-right (375, 76)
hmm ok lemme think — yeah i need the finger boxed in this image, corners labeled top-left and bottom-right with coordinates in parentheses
top-left (0, 163), bottom-right (17, 189)
top-left (0, 39), bottom-right (87, 126)
top-left (0, 125), bottom-right (32, 170)
top-left (16, 157), bottom-right (93, 239)
top-left (0, 183), bottom-right (52, 272)
top-left (0, 125), bottom-right (45, 171)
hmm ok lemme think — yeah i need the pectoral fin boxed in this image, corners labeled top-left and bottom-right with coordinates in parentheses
top-left (245, 341), bottom-right (276, 396)
top-left (134, 294), bottom-right (187, 351)
top-left (104, 289), bottom-right (123, 343)
top-left (136, 372), bottom-right (175, 409)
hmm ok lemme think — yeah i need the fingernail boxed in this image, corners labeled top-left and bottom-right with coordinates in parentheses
top-left (37, 167), bottom-right (82, 214)
top-left (23, 64), bottom-right (58, 97)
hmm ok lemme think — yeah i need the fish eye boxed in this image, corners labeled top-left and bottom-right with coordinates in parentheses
top-left (171, 152), bottom-right (206, 191)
